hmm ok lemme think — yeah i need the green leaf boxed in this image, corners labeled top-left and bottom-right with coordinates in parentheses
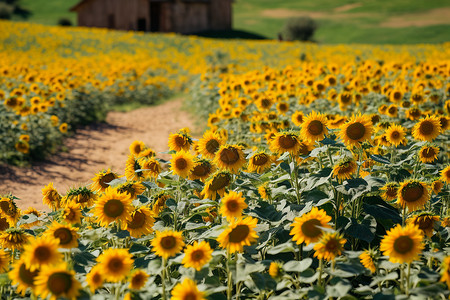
top-left (282, 258), bottom-right (312, 272)
top-left (370, 154), bottom-right (391, 164)
top-left (267, 241), bottom-right (296, 255)
top-left (326, 279), bottom-right (352, 298)
top-left (129, 243), bottom-right (149, 254)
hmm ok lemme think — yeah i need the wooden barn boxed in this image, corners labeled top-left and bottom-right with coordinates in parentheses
top-left (70, 0), bottom-right (232, 34)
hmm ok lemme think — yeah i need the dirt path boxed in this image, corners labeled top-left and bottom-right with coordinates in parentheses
top-left (0, 97), bottom-right (197, 211)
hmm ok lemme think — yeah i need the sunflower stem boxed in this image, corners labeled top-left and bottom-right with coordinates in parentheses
top-left (327, 146), bottom-right (334, 167)
top-left (400, 263), bottom-right (405, 293)
top-left (402, 205), bottom-right (407, 226)
top-left (406, 262), bottom-right (411, 296)
top-left (162, 258), bottom-right (167, 300)
top-left (318, 258), bottom-right (324, 287)
top-left (226, 249), bottom-right (233, 300)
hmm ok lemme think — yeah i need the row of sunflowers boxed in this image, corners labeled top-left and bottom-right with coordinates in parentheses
top-left (1, 20), bottom-right (450, 299)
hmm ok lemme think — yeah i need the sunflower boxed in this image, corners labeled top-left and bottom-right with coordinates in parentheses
top-left (380, 182), bottom-right (399, 201)
top-left (291, 111), bottom-right (304, 127)
top-left (129, 140), bottom-right (146, 156)
top-left (0, 249), bottom-right (9, 273)
top-left (91, 169), bottom-right (119, 193)
top-left (418, 145), bottom-right (439, 163)
top-left (313, 232), bottom-right (346, 261)
top-left (380, 223), bottom-right (424, 264)
top-left (300, 111), bottom-right (328, 143)
top-left (170, 150), bottom-right (195, 178)
top-left (86, 265), bottom-right (103, 293)
top-left (129, 269), bottom-right (149, 290)
top-left (0, 197), bottom-right (21, 225)
top-left (332, 158), bottom-right (357, 181)
top-left (117, 181), bottom-right (146, 199)
top-left (213, 144), bottom-right (246, 174)
top-left (385, 124), bottom-right (407, 147)
top-left (137, 147), bottom-right (156, 158)
top-left (138, 157), bottom-right (162, 179)
top-left (63, 186), bottom-right (97, 208)
top-left (45, 222), bottom-right (79, 249)
top-left (412, 115), bottom-right (442, 142)
top-left (189, 159), bottom-right (216, 181)
top-left (432, 180), bottom-right (444, 194)
top-left (269, 132), bottom-right (302, 155)
top-left (0, 228), bottom-right (30, 250)
top-left (338, 114), bottom-right (373, 148)
top-left (9, 258), bottom-right (39, 296)
top-left (397, 180), bottom-right (430, 211)
top-left (125, 206), bottom-right (155, 238)
top-left (34, 263), bottom-right (80, 300)
top-left (219, 191), bottom-right (248, 221)
top-left (0, 215), bottom-right (10, 231)
top-left (202, 171), bottom-right (232, 201)
top-left (440, 256), bottom-right (450, 289)
top-left (359, 249), bottom-right (377, 273)
top-left (217, 216), bottom-right (259, 253)
top-left (22, 236), bottom-right (63, 272)
top-left (125, 155), bottom-right (145, 181)
top-left (440, 165), bottom-right (450, 184)
top-left (171, 278), bottom-right (206, 300)
top-left (290, 207), bottom-right (332, 245)
top-left (93, 187), bottom-right (133, 228)
top-left (268, 261), bottom-right (283, 279)
top-left (182, 241), bottom-right (213, 271)
top-left (247, 151), bottom-right (273, 174)
top-left (407, 214), bottom-right (439, 238)
top-left (61, 203), bottom-right (83, 225)
top-left (151, 230), bottom-right (185, 259)
top-left (168, 130), bottom-right (192, 152)
top-left (198, 130), bottom-right (226, 159)
top-left (258, 183), bottom-right (271, 200)
top-left (42, 182), bottom-right (62, 210)
top-left (20, 207), bottom-right (41, 229)
top-left (96, 248), bottom-right (134, 282)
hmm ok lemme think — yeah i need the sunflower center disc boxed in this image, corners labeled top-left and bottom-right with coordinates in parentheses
top-left (128, 211), bottom-right (146, 229)
top-left (226, 200), bottom-right (239, 212)
top-left (308, 120), bottom-right (324, 136)
top-left (35, 246), bottom-right (51, 262)
top-left (417, 217), bottom-right (433, 230)
top-left (184, 292), bottom-right (197, 300)
top-left (47, 272), bottom-right (72, 295)
top-left (108, 258), bottom-right (124, 273)
top-left (386, 187), bottom-right (398, 198)
top-left (54, 228), bottom-right (72, 245)
top-left (253, 154), bottom-right (269, 166)
top-left (104, 199), bottom-right (125, 218)
top-left (229, 225), bottom-right (250, 243)
top-left (205, 139), bottom-right (220, 154)
top-left (261, 99), bottom-right (271, 108)
top-left (391, 131), bottom-right (400, 139)
top-left (192, 164), bottom-right (209, 177)
top-left (175, 158), bottom-right (188, 170)
top-left (402, 184), bottom-right (424, 203)
top-left (393, 235), bottom-right (414, 254)
top-left (175, 136), bottom-right (186, 148)
top-left (19, 264), bottom-right (37, 285)
top-left (346, 122), bottom-right (366, 140)
top-left (279, 135), bottom-right (296, 149)
top-left (161, 236), bottom-right (176, 250)
top-left (0, 217), bottom-right (9, 231)
top-left (220, 148), bottom-right (239, 165)
top-left (192, 249), bottom-right (204, 261)
top-left (301, 219), bottom-right (322, 238)
top-left (210, 174), bottom-right (230, 191)
top-left (325, 239), bottom-right (339, 252)
top-left (423, 148), bottom-right (435, 158)
top-left (100, 173), bottom-right (117, 189)
top-left (419, 121), bottom-right (434, 135)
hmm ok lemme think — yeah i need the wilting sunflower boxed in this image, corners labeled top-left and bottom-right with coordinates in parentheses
top-left (0, 249), bottom-right (9, 272)
top-left (21, 207), bottom-right (41, 229)
top-left (202, 171), bottom-right (232, 201)
top-left (91, 169), bottom-right (119, 193)
top-left (217, 216), bottom-right (259, 253)
top-left (332, 158), bottom-right (357, 181)
top-left (0, 197), bottom-right (21, 225)
top-left (129, 140), bottom-right (146, 156)
top-left (93, 187), bottom-right (133, 228)
top-left (339, 114), bottom-right (373, 148)
top-left (42, 182), bottom-right (62, 210)
top-left (440, 256), bottom-right (450, 289)
top-left (407, 214), bottom-right (439, 238)
top-left (117, 181), bottom-right (146, 199)
top-left (247, 151), bottom-right (273, 174)
top-left (129, 269), bottom-right (149, 290)
top-left (380, 182), bottom-right (399, 201)
top-left (125, 155), bottom-right (145, 181)
top-left (34, 263), bottom-right (80, 300)
top-left (151, 230), bottom-right (185, 259)
top-left (412, 115), bottom-right (442, 142)
top-left (170, 150), bottom-right (195, 178)
top-left (0, 215), bottom-right (10, 231)
top-left (219, 191), bottom-right (248, 221)
top-left (9, 258), bottom-right (39, 296)
top-left (97, 248), bottom-right (134, 282)
top-left (61, 203), bottom-right (83, 225)
top-left (380, 223), bottom-right (424, 264)
top-left (0, 228), bottom-right (30, 250)
top-left (290, 207), bottom-right (332, 245)
top-left (397, 180), bottom-right (430, 211)
top-left (213, 144), bottom-right (246, 174)
top-left (151, 191), bottom-right (171, 216)
top-left (137, 147), bottom-right (156, 159)
top-left (268, 261), bottom-right (283, 279)
top-left (138, 157), bottom-right (162, 179)
top-left (171, 278), bottom-right (206, 300)
top-left (313, 231), bottom-right (346, 261)
top-left (45, 222), bottom-right (79, 249)
top-left (359, 249), bottom-right (377, 273)
top-left (301, 111), bottom-right (329, 143)
top-left (86, 265), bottom-right (103, 293)
top-left (441, 165), bottom-right (450, 184)
top-left (22, 236), bottom-right (63, 272)
top-left (269, 132), bottom-right (302, 155)
top-left (385, 124), bottom-right (407, 147)
top-left (432, 180), bottom-right (444, 194)
top-left (63, 186), bottom-right (97, 208)
top-left (125, 206), bottom-right (155, 238)
top-left (168, 130), bottom-right (192, 152)
top-left (419, 145), bottom-right (440, 163)
top-left (182, 240), bottom-right (213, 271)
top-left (198, 130), bottom-right (225, 159)
top-left (189, 159), bottom-right (216, 181)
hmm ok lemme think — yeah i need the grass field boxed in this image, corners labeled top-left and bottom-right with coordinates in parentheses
top-left (11, 0), bottom-right (450, 44)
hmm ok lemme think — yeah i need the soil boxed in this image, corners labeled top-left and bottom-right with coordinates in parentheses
top-left (0, 97), bottom-right (197, 211)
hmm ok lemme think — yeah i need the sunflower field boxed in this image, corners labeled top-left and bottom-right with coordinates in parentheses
top-left (1, 19), bottom-right (450, 299)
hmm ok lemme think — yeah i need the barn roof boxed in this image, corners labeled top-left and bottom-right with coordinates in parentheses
top-left (70, 0), bottom-right (212, 11)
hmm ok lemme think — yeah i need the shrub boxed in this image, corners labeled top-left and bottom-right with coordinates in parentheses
top-left (0, 3), bottom-right (13, 19)
top-left (281, 16), bottom-right (318, 42)
top-left (58, 17), bottom-right (72, 26)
